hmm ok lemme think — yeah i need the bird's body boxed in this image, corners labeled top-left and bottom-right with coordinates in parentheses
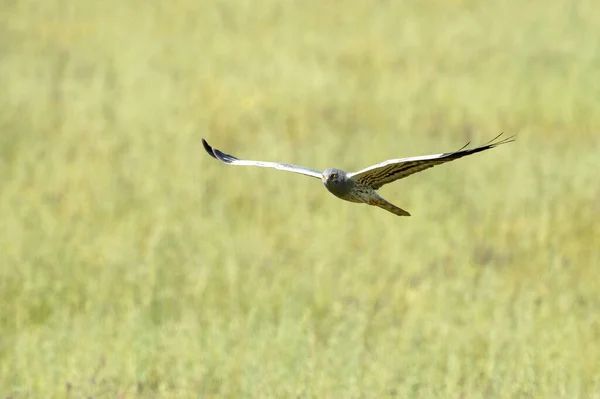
top-left (202, 134), bottom-right (514, 217)
top-left (320, 168), bottom-right (410, 216)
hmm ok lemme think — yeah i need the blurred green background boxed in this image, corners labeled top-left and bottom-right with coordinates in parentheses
top-left (1, 0), bottom-right (600, 397)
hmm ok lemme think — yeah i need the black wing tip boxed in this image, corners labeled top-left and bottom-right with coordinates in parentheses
top-left (201, 138), bottom-right (238, 164)
top-left (450, 132), bottom-right (515, 156)
top-left (497, 132), bottom-right (516, 145)
top-left (202, 138), bottom-right (218, 159)
top-left (485, 133), bottom-right (516, 150)
top-left (213, 148), bottom-right (237, 163)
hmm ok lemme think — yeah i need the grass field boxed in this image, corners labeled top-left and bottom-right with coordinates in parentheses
top-left (1, 0), bottom-right (600, 397)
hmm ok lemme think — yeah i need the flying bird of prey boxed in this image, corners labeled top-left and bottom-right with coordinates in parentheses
top-left (202, 134), bottom-right (514, 216)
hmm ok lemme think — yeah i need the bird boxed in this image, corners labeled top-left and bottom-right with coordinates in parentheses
top-left (202, 134), bottom-right (514, 217)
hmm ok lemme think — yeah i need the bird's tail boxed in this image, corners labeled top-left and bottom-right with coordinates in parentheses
top-left (371, 196), bottom-right (411, 217)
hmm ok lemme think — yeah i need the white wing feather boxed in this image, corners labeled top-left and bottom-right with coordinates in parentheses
top-left (202, 139), bottom-right (322, 179)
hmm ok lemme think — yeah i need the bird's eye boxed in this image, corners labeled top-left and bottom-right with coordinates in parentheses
top-left (331, 173), bottom-right (337, 179)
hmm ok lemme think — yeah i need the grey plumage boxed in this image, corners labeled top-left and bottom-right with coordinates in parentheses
top-left (321, 168), bottom-right (355, 200)
top-left (202, 134), bottom-right (514, 217)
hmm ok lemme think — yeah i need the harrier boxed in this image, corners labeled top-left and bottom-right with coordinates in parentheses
top-left (202, 134), bottom-right (514, 216)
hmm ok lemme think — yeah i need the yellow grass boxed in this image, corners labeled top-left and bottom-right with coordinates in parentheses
top-left (1, 0), bottom-right (599, 397)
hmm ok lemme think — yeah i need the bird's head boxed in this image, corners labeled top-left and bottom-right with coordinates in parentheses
top-left (322, 168), bottom-right (348, 186)
top-left (322, 168), bottom-right (353, 197)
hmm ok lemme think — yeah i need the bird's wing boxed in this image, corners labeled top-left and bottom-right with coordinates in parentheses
top-left (347, 134), bottom-right (515, 189)
top-left (202, 139), bottom-right (322, 179)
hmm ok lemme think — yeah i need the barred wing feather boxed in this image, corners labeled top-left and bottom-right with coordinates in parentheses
top-left (348, 134), bottom-right (514, 189)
